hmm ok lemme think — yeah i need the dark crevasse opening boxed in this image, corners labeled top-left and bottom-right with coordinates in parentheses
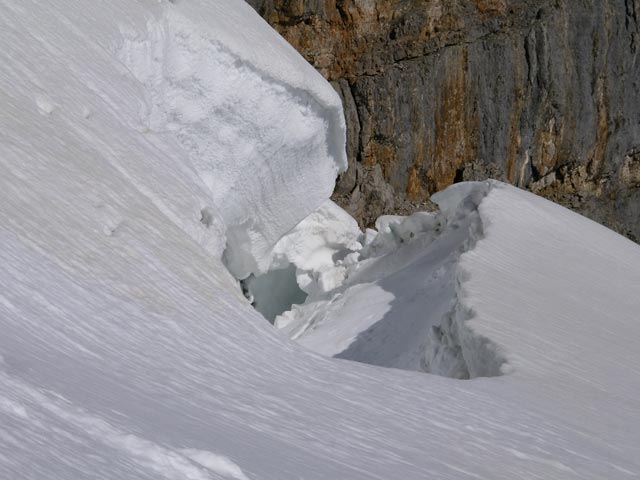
top-left (240, 264), bottom-right (307, 323)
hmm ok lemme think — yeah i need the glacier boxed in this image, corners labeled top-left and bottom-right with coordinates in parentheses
top-left (1, 0), bottom-right (640, 479)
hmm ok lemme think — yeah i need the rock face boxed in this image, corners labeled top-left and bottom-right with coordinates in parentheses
top-left (247, 0), bottom-right (640, 239)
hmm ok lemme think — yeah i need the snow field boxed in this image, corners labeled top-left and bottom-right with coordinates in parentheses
top-left (0, 0), bottom-right (639, 478)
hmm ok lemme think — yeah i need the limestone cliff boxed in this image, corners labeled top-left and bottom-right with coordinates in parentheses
top-left (247, 0), bottom-right (640, 239)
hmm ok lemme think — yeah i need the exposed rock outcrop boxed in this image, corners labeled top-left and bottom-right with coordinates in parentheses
top-left (247, 0), bottom-right (640, 240)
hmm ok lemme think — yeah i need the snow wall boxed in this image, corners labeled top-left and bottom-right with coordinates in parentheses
top-left (116, 0), bottom-right (347, 279)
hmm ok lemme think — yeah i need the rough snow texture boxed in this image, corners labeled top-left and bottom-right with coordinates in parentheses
top-left (269, 199), bottom-right (362, 294)
top-left (116, 0), bottom-right (346, 279)
top-left (1, 1), bottom-right (640, 479)
top-left (244, 199), bottom-right (361, 320)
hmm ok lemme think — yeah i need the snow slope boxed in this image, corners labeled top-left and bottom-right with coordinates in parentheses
top-left (1, 1), bottom-right (640, 479)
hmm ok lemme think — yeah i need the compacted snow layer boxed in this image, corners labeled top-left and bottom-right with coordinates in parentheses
top-left (117, 4), bottom-right (347, 279)
top-left (2, 1), bottom-right (640, 479)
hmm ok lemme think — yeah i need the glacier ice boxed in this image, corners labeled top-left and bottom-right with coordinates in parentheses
top-left (241, 264), bottom-right (307, 322)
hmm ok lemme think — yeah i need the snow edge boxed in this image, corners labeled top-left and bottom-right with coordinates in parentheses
top-left (423, 181), bottom-right (511, 379)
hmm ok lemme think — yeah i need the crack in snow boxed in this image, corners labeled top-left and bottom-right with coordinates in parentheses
top-left (235, 182), bottom-right (508, 378)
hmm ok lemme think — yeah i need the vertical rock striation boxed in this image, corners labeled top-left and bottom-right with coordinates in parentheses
top-left (247, 0), bottom-right (640, 240)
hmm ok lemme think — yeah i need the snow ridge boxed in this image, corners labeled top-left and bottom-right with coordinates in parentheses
top-left (423, 182), bottom-right (508, 378)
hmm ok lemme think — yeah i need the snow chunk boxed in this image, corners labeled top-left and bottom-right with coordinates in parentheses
top-left (270, 200), bottom-right (361, 274)
top-left (35, 95), bottom-right (56, 116)
top-left (268, 200), bottom-right (362, 296)
top-left (181, 449), bottom-right (250, 480)
top-left (360, 211), bottom-right (442, 259)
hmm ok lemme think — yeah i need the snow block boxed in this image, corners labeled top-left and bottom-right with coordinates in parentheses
top-left (118, 1), bottom-right (347, 278)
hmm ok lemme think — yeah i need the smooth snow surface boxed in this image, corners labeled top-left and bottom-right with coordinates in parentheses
top-left (2, 1), bottom-right (640, 479)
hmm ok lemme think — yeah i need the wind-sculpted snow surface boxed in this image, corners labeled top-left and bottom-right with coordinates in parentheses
top-left (2, 1), bottom-right (640, 479)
